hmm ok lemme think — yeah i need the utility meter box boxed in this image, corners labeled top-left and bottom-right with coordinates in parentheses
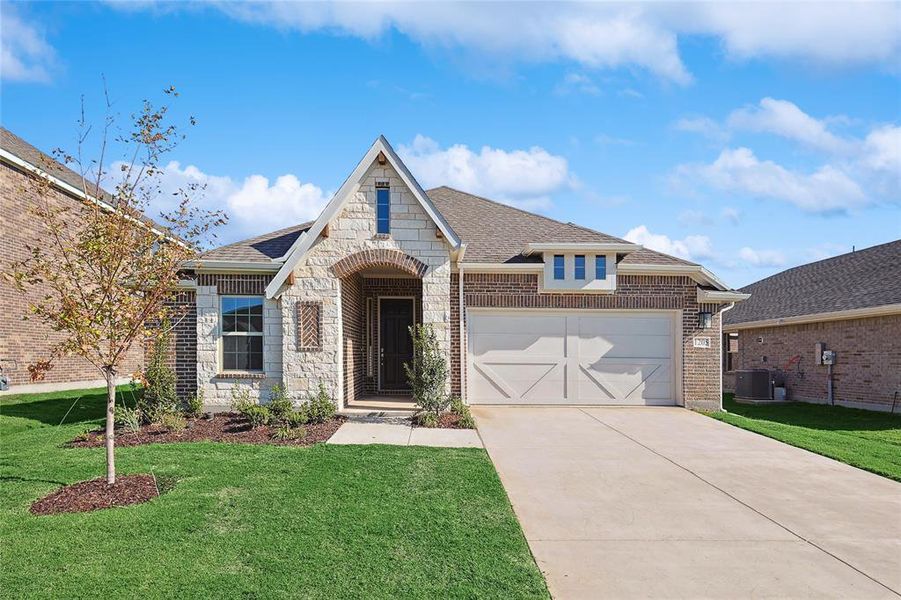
top-left (822, 350), bottom-right (836, 365)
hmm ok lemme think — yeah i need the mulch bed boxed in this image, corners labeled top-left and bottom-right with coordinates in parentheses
top-left (412, 412), bottom-right (473, 429)
top-left (67, 413), bottom-right (346, 448)
top-left (30, 474), bottom-right (159, 516)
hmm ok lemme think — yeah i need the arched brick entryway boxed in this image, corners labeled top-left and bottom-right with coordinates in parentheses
top-left (331, 249), bottom-right (428, 279)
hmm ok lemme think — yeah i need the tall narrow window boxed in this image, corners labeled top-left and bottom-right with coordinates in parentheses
top-left (221, 296), bottom-right (264, 371)
top-left (595, 255), bottom-right (607, 280)
top-left (376, 186), bottom-right (390, 234)
top-left (553, 255), bottom-right (565, 280)
top-left (574, 255), bottom-right (586, 280)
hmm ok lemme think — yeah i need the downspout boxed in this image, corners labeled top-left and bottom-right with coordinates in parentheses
top-left (719, 302), bottom-right (736, 412)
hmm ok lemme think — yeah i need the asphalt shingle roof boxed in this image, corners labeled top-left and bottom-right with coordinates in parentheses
top-left (200, 185), bottom-right (697, 267)
top-left (724, 240), bottom-right (901, 325)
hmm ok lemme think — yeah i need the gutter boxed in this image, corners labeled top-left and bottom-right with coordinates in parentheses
top-left (723, 303), bottom-right (901, 331)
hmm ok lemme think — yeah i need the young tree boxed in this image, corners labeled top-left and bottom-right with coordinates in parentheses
top-left (3, 88), bottom-right (225, 484)
top-left (404, 323), bottom-right (450, 424)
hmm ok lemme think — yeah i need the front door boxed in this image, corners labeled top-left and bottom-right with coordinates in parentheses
top-left (379, 298), bottom-right (415, 391)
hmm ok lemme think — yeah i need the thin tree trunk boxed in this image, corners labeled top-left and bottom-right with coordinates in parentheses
top-left (105, 370), bottom-right (116, 485)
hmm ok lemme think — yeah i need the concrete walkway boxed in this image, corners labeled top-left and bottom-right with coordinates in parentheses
top-left (473, 406), bottom-right (901, 600)
top-left (328, 420), bottom-right (482, 448)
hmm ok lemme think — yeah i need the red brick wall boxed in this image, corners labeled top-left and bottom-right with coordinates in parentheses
top-left (453, 272), bottom-right (723, 410)
top-left (341, 274), bottom-right (364, 402)
top-left (730, 314), bottom-right (901, 410)
top-left (0, 161), bottom-right (143, 388)
top-left (360, 277), bottom-right (422, 395)
top-left (147, 290), bottom-right (197, 401)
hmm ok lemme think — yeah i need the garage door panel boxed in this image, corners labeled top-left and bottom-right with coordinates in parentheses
top-left (468, 310), bottom-right (677, 406)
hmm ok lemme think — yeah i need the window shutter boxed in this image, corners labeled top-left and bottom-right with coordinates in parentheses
top-left (297, 301), bottom-right (322, 351)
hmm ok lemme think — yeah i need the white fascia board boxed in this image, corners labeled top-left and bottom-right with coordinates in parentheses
top-left (522, 242), bottom-right (642, 256)
top-left (1, 149), bottom-right (183, 246)
top-left (265, 136), bottom-right (461, 299)
top-left (697, 289), bottom-right (751, 303)
top-left (723, 303), bottom-right (901, 332)
top-left (617, 263), bottom-right (733, 291)
top-left (185, 259), bottom-right (282, 273)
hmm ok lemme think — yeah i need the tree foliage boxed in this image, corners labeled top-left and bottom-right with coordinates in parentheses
top-left (404, 324), bottom-right (450, 419)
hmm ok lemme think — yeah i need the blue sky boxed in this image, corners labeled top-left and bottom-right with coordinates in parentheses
top-left (2, 1), bottom-right (899, 287)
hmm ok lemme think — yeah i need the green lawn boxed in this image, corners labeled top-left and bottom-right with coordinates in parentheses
top-left (0, 387), bottom-right (548, 599)
top-left (708, 394), bottom-right (901, 481)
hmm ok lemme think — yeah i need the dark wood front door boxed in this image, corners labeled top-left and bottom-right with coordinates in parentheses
top-left (380, 298), bottom-right (414, 391)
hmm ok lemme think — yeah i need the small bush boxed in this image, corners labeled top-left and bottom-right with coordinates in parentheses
top-left (141, 324), bottom-right (178, 422)
top-left (285, 410), bottom-right (307, 428)
top-left (273, 425), bottom-right (305, 441)
top-left (449, 395), bottom-right (476, 429)
top-left (301, 382), bottom-right (336, 424)
top-left (159, 412), bottom-right (187, 432)
top-left (267, 384), bottom-right (294, 424)
top-left (114, 405), bottom-right (142, 433)
top-left (230, 387), bottom-right (254, 413)
top-left (241, 404), bottom-right (270, 429)
top-left (184, 389), bottom-right (204, 419)
top-left (413, 411), bottom-right (439, 428)
top-left (404, 324), bottom-right (450, 419)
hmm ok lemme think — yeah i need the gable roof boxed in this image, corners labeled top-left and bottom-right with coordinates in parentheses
top-left (199, 222), bottom-right (313, 263)
top-left (1, 126), bottom-right (173, 237)
top-left (724, 240), bottom-right (901, 326)
top-left (427, 186), bottom-right (696, 267)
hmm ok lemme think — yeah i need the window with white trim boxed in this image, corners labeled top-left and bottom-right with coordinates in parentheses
top-left (221, 296), bottom-right (264, 371)
top-left (574, 255), bottom-right (586, 280)
top-left (376, 184), bottom-right (390, 234)
top-left (553, 255), bottom-right (565, 280)
top-left (595, 255), bottom-right (607, 279)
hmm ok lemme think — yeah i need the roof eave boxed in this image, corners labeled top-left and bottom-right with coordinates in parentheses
top-left (522, 242), bottom-right (642, 256)
top-left (724, 303), bottom-right (901, 331)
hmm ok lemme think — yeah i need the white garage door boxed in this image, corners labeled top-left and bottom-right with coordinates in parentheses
top-left (467, 310), bottom-right (678, 405)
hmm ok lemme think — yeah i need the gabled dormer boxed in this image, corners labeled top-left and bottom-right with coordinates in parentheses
top-left (522, 242), bottom-right (642, 293)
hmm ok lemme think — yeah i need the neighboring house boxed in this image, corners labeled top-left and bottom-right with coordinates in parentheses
top-left (723, 241), bottom-right (901, 412)
top-left (177, 136), bottom-right (746, 411)
top-left (0, 128), bottom-right (146, 394)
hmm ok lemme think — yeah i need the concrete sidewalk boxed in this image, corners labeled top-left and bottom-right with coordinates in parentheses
top-left (474, 406), bottom-right (901, 599)
top-left (327, 420), bottom-right (482, 448)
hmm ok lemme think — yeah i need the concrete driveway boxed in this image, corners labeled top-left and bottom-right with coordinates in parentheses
top-left (473, 406), bottom-right (901, 599)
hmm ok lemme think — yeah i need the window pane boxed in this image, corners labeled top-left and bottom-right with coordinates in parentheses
top-left (376, 188), bottom-right (390, 233)
top-left (222, 297), bottom-right (237, 316)
top-left (235, 315), bottom-right (250, 332)
top-left (574, 255), bottom-right (585, 280)
top-left (249, 315), bottom-right (263, 333)
top-left (248, 300), bottom-right (263, 315)
top-left (222, 315), bottom-right (236, 333)
top-left (596, 255), bottom-right (607, 280)
top-left (553, 255), bottom-right (565, 280)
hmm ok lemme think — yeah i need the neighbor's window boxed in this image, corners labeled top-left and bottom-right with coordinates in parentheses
top-left (725, 333), bottom-right (738, 372)
top-left (574, 255), bottom-right (586, 280)
top-left (553, 255), bottom-right (565, 280)
top-left (596, 255), bottom-right (607, 280)
top-left (221, 296), bottom-right (264, 371)
top-left (376, 186), bottom-right (390, 234)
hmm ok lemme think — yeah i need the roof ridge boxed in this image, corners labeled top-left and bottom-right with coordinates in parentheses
top-left (427, 185), bottom-right (622, 241)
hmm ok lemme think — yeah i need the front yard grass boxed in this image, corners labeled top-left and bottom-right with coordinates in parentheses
top-left (709, 394), bottom-right (901, 482)
top-left (0, 387), bottom-right (548, 599)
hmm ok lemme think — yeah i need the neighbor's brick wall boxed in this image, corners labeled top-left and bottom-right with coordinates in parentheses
top-left (730, 314), bottom-right (901, 410)
top-left (0, 160), bottom-right (143, 388)
top-left (454, 272), bottom-right (723, 410)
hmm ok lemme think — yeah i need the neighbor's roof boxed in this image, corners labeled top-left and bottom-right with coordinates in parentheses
top-left (201, 186), bottom-right (696, 267)
top-left (724, 240), bottom-right (901, 326)
top-left (200, 222), bottom-right (313, 263)
top-left (426, 186), bottom-right (695, 266)
top-left (1, 127), bottom-right (169, 235)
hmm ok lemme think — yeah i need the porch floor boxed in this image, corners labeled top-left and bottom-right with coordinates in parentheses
top-left (344, 395), bottom-right (418, 414)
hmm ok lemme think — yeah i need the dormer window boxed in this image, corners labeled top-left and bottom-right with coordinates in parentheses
top-left (574, 255), bottom-right (586, 280)
top-left (595, 255), bottom-right (607, 280)
top-left (553, 255), bottom-right (565, 280)
top-left (376, 184), bottom-right (390, 234)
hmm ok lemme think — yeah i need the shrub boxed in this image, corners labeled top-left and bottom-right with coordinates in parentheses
top-left (301, 382), bottom-right (336, 424)
top-left (230, 387), bottom-right (254, 413)
top-left (285, 410), bottom-right (307, 428)
top-left (413, 411), bottom-right (439, 428)
top-left (141, 324), bottom-right (178, 422)
top-left (184, 389), bottom-right (204, 419)
top-left (241, 404), bottom-right (270, 429)
top-left (114, 405), bottom-right (142, 433)
top-left (273, 425), bottom-right (305, 441)
top-left (159, 412), bottom-right (187, 432)
top-left (404, 324), bottom-right (450, 419)
top-left (449, 396), bottom-right (476, 429)
top-left (267, 384), bottom-right (294, 424)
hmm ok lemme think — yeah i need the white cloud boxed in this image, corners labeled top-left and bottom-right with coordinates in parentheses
top-left (121, 2), bottom-right (901, 84)
top-left (674, 147), bottom-right (867, 213)
top-left (673, 117), bottom-right (729, 143)
top-left (398, 135), bottom-right (573, 211)
top-left (861, 125), bottom-right (901, 174)
top-left (739, 246), bottom-right (787, 267)
top-left (1, 8), bottom-right (56, 82)
top-left (624, 225), bottom-right (714, 261)
top-left (677, 209), bottom-right (712, 226)
top-left (727, 97), bottom-right (851, 153)
top-left (555, 72), bottom-right (601, 96)
top-left (721, 206), bottom-right (741, 224)
top-left (131, 161), bottom-right (329, 243)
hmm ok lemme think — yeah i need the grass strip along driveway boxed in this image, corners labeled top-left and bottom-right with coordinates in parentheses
top-left (0, 388), bottom-right (548, 599)
top-left (709, 394), bottom-right (901, 481)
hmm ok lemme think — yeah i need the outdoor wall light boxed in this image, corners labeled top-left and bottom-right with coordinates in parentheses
top-left (698, 312), bottom-right (713, 329)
